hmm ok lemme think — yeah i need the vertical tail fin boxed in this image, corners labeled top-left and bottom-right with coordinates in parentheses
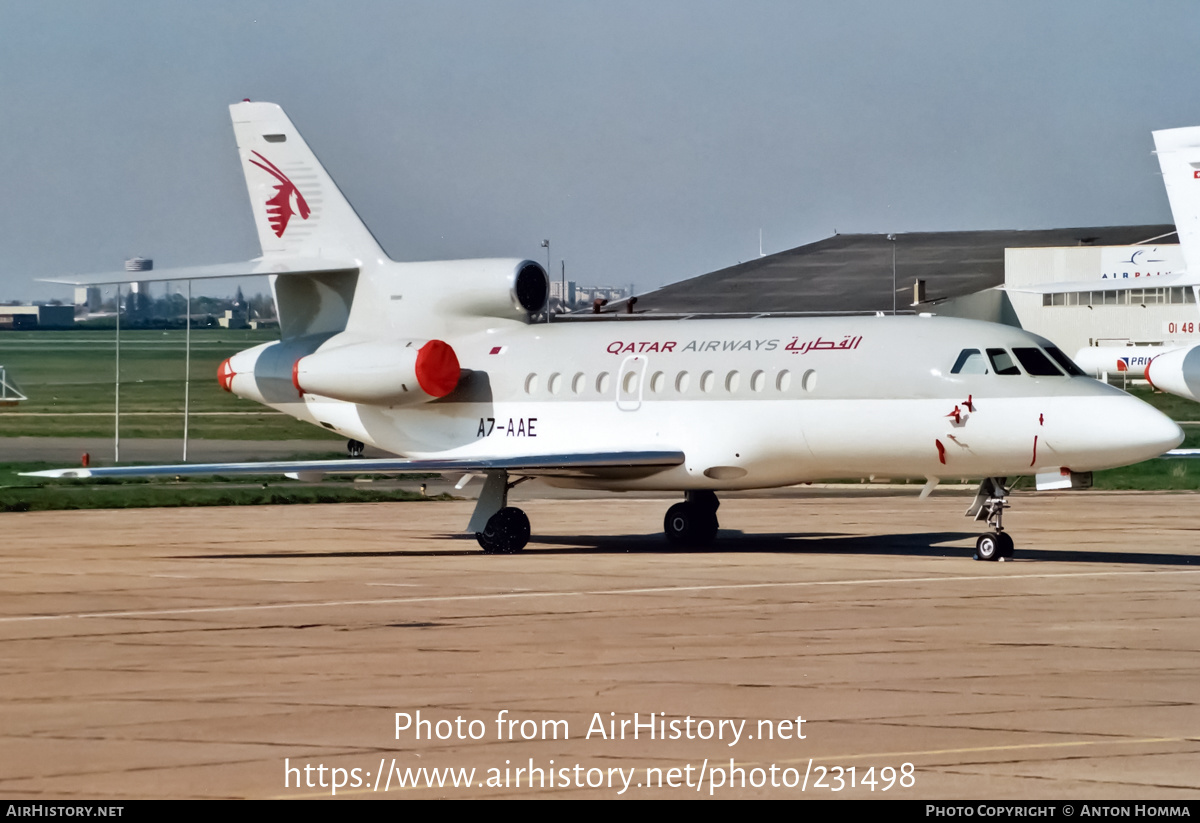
top-left (230, 101), bottom-right (386, 262)
top-left (1153, 126), bottom-right (1200, 275)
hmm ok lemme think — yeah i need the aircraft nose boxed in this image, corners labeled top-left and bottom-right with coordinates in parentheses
top-left (1113, 396), bottom-right (1184, 463)
top-left (1055, 393), bottom-right (1183, 471)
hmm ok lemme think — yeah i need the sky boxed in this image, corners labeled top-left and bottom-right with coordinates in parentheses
top-left (2, 0), bottom-right (1200, 303)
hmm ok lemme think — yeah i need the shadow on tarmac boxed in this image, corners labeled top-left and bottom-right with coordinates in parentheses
top-left (189, 528), bottom-right (1200, 566)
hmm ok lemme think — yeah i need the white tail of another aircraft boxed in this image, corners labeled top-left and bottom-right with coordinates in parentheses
top-left (1152, 125), bottom-right (1200, 278)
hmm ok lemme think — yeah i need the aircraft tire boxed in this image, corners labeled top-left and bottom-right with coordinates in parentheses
top-left (974, 532), bottom-right (1001, 562)
top-left (997, 531), bottom-right (1014, 559)
top-left (476, 507), bottom-right (530, 554)
top-left (664, 502), bottom-right (719, 548)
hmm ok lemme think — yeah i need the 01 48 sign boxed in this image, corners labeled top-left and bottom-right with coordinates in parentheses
top-left (1163, 320), bottom-right (1200, 336)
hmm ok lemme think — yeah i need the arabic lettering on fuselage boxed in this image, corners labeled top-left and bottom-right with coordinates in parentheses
top-left (604, 336), bottom-right (863, 355)
top-left (783, 335), bottom-right (862, 354)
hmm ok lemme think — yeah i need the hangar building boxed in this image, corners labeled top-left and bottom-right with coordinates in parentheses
top-left (623, 224), bottom-right (1194, 356)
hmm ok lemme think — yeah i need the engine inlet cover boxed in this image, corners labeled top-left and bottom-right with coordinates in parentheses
top-left (513, 262), bottom-right (548, 313)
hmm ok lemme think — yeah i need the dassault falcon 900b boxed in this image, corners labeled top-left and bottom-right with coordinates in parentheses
top-left (32, 102), bottom-right (1184, 560)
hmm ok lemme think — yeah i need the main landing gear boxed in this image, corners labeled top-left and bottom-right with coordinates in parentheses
top-left (967, 477), bottom-right (1014, 561)
top-left (664, 490), bottom-right (720, 548)
top-left (347, 439), bottom-right (365, 458)
top-left (477, 506), bottom-right (530, 555)
top-left (469, 471), bottom-right (531, 554)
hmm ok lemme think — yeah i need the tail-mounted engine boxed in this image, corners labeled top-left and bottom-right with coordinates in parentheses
top-left (418, 258), bottom-right (548, 321)
top-left (220, 335), bottom-right (461, 406)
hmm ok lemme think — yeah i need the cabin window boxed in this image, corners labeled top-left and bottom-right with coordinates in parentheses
top-left (525, 374), bottom-right (538, 394)
top-left (548, 372), bottom-right (562, 394)
top-left (700, 370), bottom-right (715, 393)
top-left (1045, 347), bottom-right (1086, 376)
top-left (676, 371), bottom-right (691, 393)
top-left (951, 349), bottom-right (989, 375)
top-left (801, 369), bottom-right (817, 392)
top-left (622, 370), bottom-right (639, 394)
top-left (571, 372), bottom-right (586, 394)
top-left (750, 370), bottom-right (766, 392)
top-left (596, 372), bottom-right (611, 394)
top-left (650, 371), bottom-right (665, 393)
top-left (725, 371), bottom-right (740, 392)
top-left (986, 349), bottom-right (1021, 375)
top-left (777, 370), bottom-right (791, 392)
top-left (1012, 348), bottom-right (1063, 376)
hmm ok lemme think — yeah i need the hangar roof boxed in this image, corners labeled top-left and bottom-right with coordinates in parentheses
top-left (623, 225), bottom-right (1177, 316)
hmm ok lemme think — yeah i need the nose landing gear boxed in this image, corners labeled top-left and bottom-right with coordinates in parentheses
top-left (968, 477), bottom-right (1014, 561)
top-left (664, 490), bottom-right (720, 548)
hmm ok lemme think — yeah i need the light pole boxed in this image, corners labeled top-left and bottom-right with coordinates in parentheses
top-left (887, 234), bottom-right (897, 315)
top-left (541, 239), bottom-right (550, 321)
top-left (540, 238), bottom-right (549, 321)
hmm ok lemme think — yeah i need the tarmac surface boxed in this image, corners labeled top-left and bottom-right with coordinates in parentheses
top-left (1, 488), bottom-right (1198, 799)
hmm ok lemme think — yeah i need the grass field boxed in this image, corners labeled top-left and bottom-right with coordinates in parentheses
top-left (0, 329), bottom-right (339, 440)
top-left (0, 459), bottom-right (448, 511)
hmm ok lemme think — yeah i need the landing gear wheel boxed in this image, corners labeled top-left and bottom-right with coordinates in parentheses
top-left (347, 439), bottom-right (365, 458)
top-left (476, 507), bottom-right (530, 554)
top-left (974, 532), bottom-right (1002, 562)
top-left (997, 531), bottom-right (1014, 559)
top-left (664, 502), bottom-right (719, 548)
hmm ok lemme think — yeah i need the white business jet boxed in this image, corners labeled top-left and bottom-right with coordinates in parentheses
top-left (31, 102), bottom-right (1184, 560)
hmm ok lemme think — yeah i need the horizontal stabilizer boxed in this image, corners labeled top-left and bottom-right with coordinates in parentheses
top-left (23, 450), bottom-right (687, 481)
top-left (41, 257), bottom-right (359, 286)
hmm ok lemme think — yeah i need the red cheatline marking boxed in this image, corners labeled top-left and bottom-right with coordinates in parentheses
top-left (1030, 435), bottom-right (1039, 467)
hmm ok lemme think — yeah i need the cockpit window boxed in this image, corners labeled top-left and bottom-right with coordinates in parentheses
top-left (1044, 346), bottom-right (1086, 376)
top-left (986, 348), bottom-right (1021, 375)
top-left (1013, 347), bottom-right (1063, 376)
top-left (950, 349), bottom-right (989, 374)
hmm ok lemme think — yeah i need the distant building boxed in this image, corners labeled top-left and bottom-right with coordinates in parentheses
top-left (576, 285), bottom-right (629, 305)
top-left (218, 309), bottom-right (249, 329)
top-left (74, 286), bottom-right (102, 314)
top-left (0, 305), bottom-right (75, 329)
top-left (549, 279), bottom-right (576, 305)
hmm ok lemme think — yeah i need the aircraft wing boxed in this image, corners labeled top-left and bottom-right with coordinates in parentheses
top-left (22, 450), bottom-right (687, 481)
top-left (40, 257), bottom-right (359, 286)
top-left (1161, 449), bottom-right (1200, 458)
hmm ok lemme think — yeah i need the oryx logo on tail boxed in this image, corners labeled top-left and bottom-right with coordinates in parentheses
top-left (248, 151), bottom-right (310, 237)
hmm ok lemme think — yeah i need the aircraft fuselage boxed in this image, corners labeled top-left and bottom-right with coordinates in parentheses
top-left (225, 313), bottom-right (1183, 491)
